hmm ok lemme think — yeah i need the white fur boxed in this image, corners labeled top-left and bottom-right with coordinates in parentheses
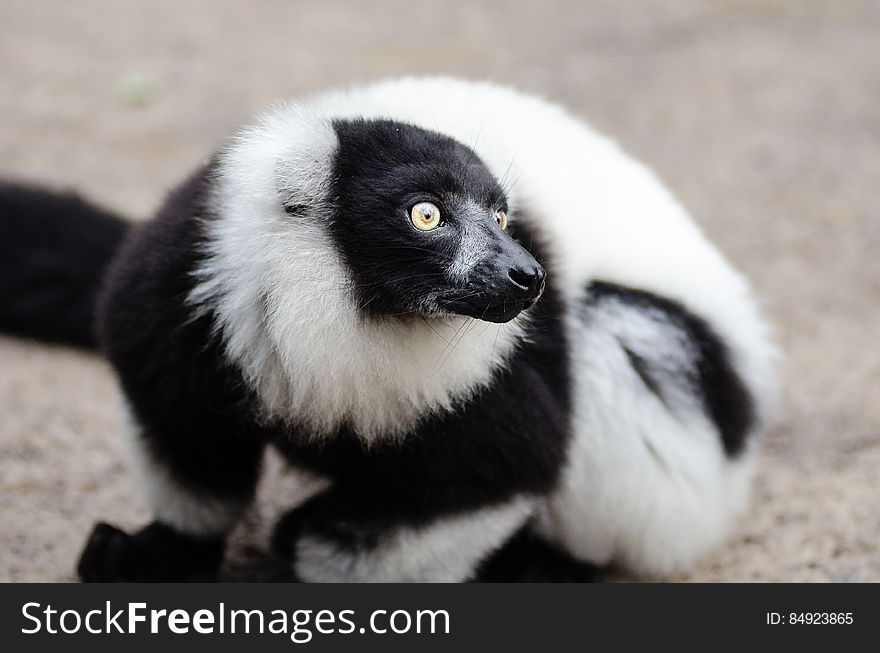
top-left (119, 402), bottom-right (247, 537)
top-left (192, 78), bottom-right (776, 574)
top-left (295, 498), bottom-right (534, 582)
top-left (533, 297), bottom-right (757, 576)
top-left (190, 107), bottom-right (525, 442)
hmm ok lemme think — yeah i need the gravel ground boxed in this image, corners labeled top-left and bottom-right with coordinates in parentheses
top-left (0, 0), bottom-right (877, 582)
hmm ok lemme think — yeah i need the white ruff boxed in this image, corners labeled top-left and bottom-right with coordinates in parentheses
top-left (189, 107), bottom-right (525, 441)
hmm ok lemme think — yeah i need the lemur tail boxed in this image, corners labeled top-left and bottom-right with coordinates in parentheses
top-left (0, 183), bottom-right (130, 348)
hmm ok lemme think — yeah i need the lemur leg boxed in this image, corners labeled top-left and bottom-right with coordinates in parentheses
top-left (78, 405), bottom-right (265, 582)
top-left (272, 487), bottom-right (535, 583)
top-left (534, 282), bottom-right (762, 577)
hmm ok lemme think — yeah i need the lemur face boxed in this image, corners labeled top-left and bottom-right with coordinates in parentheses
top-left (322, 119), bottom-right (545, 324)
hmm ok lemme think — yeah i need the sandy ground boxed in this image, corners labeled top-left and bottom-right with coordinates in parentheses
top-left (0, 0), bottom-right (878, 582)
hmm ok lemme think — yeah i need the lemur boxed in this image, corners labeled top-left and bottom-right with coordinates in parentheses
top-left (0, 78), bottom-right (775, 581)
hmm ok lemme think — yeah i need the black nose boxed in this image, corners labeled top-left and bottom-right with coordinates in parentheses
top-left (507, 262), bottom-right (546, 301)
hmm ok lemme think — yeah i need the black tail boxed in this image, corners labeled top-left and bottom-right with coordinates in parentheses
top-left (0, 183), bottom-right (130, 348)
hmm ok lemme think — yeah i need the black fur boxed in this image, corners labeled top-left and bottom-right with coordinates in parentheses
top-left (326, 119), bottom-right (544, 323)
top-left (77, 164), bottom-right (269, 581)
top-left (585, 281), bottom-right (755, 456)
top-left (0, 183), bottom-right (129, 347)
top-left (98, 163), bottom-right (268, 505)
top-left (622, 345), bottom-right (665, 402)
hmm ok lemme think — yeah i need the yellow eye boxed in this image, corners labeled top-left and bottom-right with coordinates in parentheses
top-left (495, 210), bottom-right (508, 230)
top-left (411, 202), bottom-right (441, 231)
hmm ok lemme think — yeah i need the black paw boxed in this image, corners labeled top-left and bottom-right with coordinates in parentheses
top-left (77, 521), bottom-right (225, 582)
top-left (77, 522), bottom-right (150, 582)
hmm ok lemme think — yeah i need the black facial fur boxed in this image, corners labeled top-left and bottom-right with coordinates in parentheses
top-left (325, 119), bottom-right (544, 323)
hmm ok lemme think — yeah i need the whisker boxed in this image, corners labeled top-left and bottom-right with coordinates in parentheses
top-left (419, 316), bottom-right (450, 344)
top-left (433, 318), bottom-right (470, 370)
top-left (367, 246), bottom-right (457, 262)
top-left (358, 290), bottom-right (384, 311)
top-left (436, 317), bottom-right (474, 369)
top-left (456, 120), bottom-right (484, 187)
top-left (498, 140), bottom-right (524, 191)
top-left (491, 323), bottom-right (503, 362)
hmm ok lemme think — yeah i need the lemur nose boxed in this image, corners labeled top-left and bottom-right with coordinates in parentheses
top-left (508, 263), bottom-right (546, 300)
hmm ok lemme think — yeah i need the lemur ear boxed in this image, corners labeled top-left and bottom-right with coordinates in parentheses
top-left (273, 117), bottom-right (338, 218)
top-left (274, 156), bottom-right (325, 218)
top-left (274, 167), bottom-right (307, 217)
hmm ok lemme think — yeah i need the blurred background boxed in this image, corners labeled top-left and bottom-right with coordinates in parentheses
top-left (0, 0), bottom-right (877, 581)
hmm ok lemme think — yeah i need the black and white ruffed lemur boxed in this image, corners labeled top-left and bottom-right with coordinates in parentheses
top-left (0, 78), bottom-right (775, 582)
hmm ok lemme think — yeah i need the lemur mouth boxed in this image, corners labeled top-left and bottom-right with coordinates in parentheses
top-left (439, 296), bottom-right (539, 323)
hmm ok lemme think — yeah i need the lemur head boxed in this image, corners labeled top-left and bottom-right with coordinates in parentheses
top-left (288, 119), bottom-right (545, 324)
top-left (201, 89), bottom-right (550, 435)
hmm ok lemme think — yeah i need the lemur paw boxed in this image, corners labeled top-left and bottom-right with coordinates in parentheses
top-left (77, 521), bottom-right (224, 582)
top-left (77, 523), bottom-right (149, 582)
